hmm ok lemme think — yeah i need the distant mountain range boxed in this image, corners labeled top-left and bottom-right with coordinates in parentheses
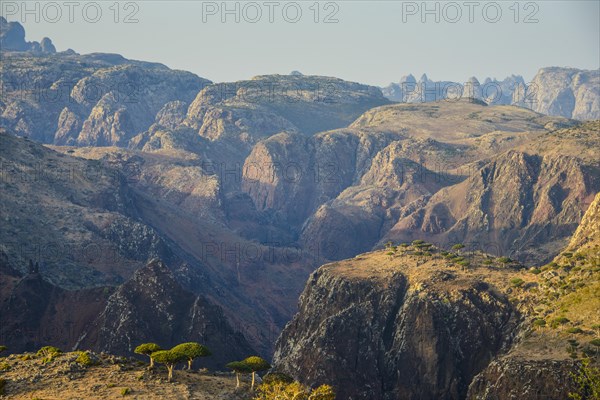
top-left (381, 68), bottom-right (600, 120)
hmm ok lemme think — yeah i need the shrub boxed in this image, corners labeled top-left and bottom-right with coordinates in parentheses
top-left (400, 243), bottom-right (409, 248)
top-left (550, 317), bottom-right (571, 329)
top-left (254, 381), bottom-right (336, 400)
top-left (413, 251), bottom-right (424, 256)
top-left (0, 362), bottom-right (10, 371)
top-left (530, 268), bottom-right (541, 274)
top-left (563, 252), bottom-right (573, 258)
top-left (412, 240), bottom-right (425, 245)
top-left (498, 257), bottom-right (512, 264)
top-left (532, 319), bottom-right (546, 328)
top-left (567, 328), bottom-right (584, 334)
top-left (311, 384), bottom-right (336, 400)
top-left (262, 372), bottom-right (294, 385)
top-left (121, 387), bottom-right (131, 396)
top-left (483, 259), bottom-right (493, 265)
top-left (75, 351), bottom-right (96, 367)
top-left (568, 358), bottom-right (600, 400)
top-left (510, 278), bottom-right (524, 288)
top-left (0, 378), bottom-right (5, 395)
top-left (37, 346), bottom-right (61, 363)
top-left (452, 244), bottom-right (465, 251)
top-left (590, 339), bottom-right (600, 347)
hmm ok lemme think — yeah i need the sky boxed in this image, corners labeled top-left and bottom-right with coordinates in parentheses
top-left (4, 1), bottom-right (600, 86)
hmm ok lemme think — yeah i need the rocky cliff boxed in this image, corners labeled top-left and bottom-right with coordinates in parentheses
top-left (274, 193), bottom-right (600, 399)
top-left (384, 121), bottom-right (600, 264)
top-left (273, 250), bottom-right (522, 399)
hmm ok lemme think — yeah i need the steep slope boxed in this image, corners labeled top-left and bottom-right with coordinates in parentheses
top-left (0, 253), bottom-right (110, 353)
top-left (283, 101), bottom-right (585, 263)
top-left (131, 74), bottom-right (391, 165)
top-left (48, 144), bottom-right (318, 356)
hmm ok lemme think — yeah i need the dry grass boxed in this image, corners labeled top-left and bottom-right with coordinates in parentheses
top-left (0, 351), bottom-right (252, 400)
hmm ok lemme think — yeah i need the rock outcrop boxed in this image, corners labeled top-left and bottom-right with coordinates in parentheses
top-left (0, 17), bottom-right (56, 53)
top-left (526, 67), bottom-right (600, 121)
top-left (273, 251), bottom-right (521, 400)
top-left (0, 252), bottom-right (110, 354)
top-left (467, 357), bottom-right (579, 399)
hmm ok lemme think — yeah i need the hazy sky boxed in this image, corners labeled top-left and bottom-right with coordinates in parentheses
top-left (6, 1), bottom-right (600, 86)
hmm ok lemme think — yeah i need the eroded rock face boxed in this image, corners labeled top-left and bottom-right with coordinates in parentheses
top-left (180, 75), bottom-right (390, 153)
top-left (388, 152), bottom-right (591, 257)
top-left (467, 192), bottom-right (600, 400)
top-left (1, 50), bottom-right (209, 145)
top-left (274, 261), bottom-right (518, 400)
top-left (526, 67), bottom-right (600, 121)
